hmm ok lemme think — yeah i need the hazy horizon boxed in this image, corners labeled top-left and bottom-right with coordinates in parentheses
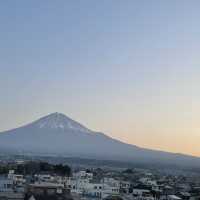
top-left (1, 1), bottom-right (200, 157)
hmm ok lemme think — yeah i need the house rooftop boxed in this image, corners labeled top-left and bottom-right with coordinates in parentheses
top-left (168, 195), bottom-right (182, 200)
top-left (29, 182), bottom-right (64, 188)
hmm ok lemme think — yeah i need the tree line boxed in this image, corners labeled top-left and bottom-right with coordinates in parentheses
top-left (0, 161), bottom-right (71, 176)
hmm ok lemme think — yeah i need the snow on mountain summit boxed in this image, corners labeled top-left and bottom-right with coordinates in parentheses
top-left (33, 112), bottom-right (92, 132)
top-left (0, 112), bottom-right (200, 168)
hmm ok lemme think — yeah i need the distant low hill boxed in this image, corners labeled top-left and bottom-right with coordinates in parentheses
top-left (0, 112), bottom-right (199, 168)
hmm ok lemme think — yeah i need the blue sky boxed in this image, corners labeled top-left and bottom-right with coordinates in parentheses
top-left (1, 0), bottom-right (200, 156)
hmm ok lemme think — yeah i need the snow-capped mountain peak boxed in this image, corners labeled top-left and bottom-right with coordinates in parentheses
top-left (33, 112), bottom-right (91, 132)
top-left (0, 112), bottom-right (200, 168)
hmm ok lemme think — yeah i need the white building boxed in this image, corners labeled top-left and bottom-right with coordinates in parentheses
top-left (120, 181), bottom-right (131, 193)
top-left (34, 174), bottom-right (54, 182)
top-left (73, 171), bottom-right (93, 180)
top-left (66, 172), bottom-right (120, 199)
top-left (132, 189), bottom-right (154, 200)
top-left (0, 177), bottom-right (13, 192)
top-left (8, 170), bottom-right (26, 185)
top-left (0, 176), bottom-right (24, 199)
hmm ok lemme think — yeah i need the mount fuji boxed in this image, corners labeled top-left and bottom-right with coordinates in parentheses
top-left (0, 112), bottom-right (199, 167)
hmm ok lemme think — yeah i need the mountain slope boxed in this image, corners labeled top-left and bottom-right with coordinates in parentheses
top-left (0, 112), bottom-right (199, 167)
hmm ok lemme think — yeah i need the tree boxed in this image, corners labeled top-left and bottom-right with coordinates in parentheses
top-left (53, 164), bottom-right (71, 176)
top-left (123, 169), bottom-right (133, 174)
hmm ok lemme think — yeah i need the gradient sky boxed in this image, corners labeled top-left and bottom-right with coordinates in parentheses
top-left (1, 0), bottom-right (200, 156)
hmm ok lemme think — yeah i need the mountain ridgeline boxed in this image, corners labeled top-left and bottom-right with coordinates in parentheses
top-left (0, 112), bottom-right (199, 168)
